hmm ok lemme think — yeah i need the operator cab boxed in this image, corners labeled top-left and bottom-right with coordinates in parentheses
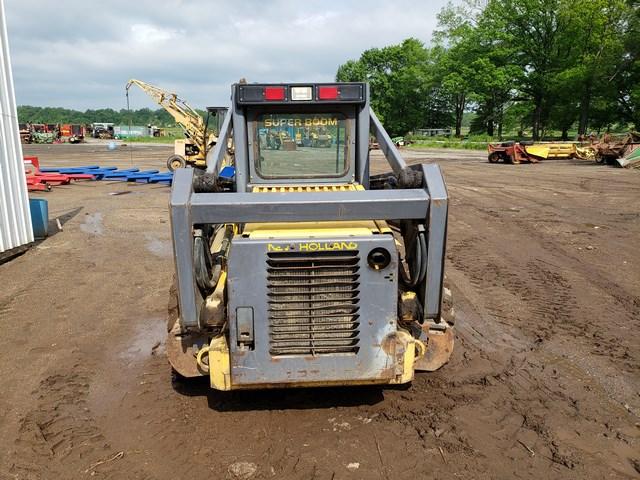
top-left (222, 83), bottom-right (369, 191)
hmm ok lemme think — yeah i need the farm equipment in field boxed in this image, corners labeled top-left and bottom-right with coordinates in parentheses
top-left (60, 124), bottom-right (86, 143)
top-left (593, 132), bottom-right (640, 167)
top-left (167, 82), bottom-right (454, 391)
top-left (310, 129), bottom-right (332, 147)
top-left (30, 124), bottom-right (56, 144)
top-left (18, 123), bottom-right (31, 143)
top-left (91, 123), bottom-right (115, 139)
top-left (488, 141), bottom-right (541, 164)
top-left (126, 79), bottom-right (227, 171)
top-left (619, 145), bottom-right (640, 168)
top-left (392, 136), bottom-right (410, 147)
top-left (488, 141), bottom-right (592, 164)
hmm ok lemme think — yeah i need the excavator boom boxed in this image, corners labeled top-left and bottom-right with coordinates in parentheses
top-left (126, 79), bottom-right (207, 152)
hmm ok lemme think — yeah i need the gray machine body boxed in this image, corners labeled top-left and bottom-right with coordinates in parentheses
top-left (169, 82), bottom-right (449, 383)
top-left (226, 234), bottom-right (398, 385)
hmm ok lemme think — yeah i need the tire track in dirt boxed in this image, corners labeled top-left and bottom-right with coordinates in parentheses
top-left (441, 170), bottom-right (639, 476)
top-left (447, 233), bottom-right (580, 343)
top-left (440, 267), bottom-right (635, 477)
top-left (451, 182), bottom-right (639, 331)
top-left (11, 367), bottom-right (106, 478)
top-left (450, 193), bottom-right (639, 392)
top-left (0, 288), bottom-right (27, 318)
top-left (9, 364), bottom-right (153, 480)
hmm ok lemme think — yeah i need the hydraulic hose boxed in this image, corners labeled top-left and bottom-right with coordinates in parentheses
top-left (417, 231), bottom-right (427, 284)
top-left (194, 226), bottom-right (225, 293)
top-left (194, 235), bottom-right (216, 292)
top-left (400, 230), bottom-right (427, 288)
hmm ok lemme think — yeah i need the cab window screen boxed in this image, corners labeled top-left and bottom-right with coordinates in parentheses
top-left (255, 113), bottom-right (348, 178)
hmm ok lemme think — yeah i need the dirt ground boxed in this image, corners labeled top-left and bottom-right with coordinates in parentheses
top-left (1, 142), bottom-right (639, 479)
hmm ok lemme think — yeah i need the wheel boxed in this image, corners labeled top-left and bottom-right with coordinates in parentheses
top-left (488, 152), bottom-right (500, 163)
top-left (167, 154), bottom-right (187, 171)
top-left (167, 277), bottom-right (210, 379)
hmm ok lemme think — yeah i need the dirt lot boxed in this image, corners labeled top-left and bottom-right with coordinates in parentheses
top-left (1, 143), bottom-right (639, 479)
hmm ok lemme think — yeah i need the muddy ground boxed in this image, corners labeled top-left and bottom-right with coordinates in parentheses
top-left (0, 143), bottom-right (638, 479)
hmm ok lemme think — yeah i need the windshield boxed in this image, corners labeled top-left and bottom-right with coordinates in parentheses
top-left (255, 113), bottom-right (348, 178)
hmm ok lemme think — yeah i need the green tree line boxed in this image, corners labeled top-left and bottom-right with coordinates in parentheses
top-left (17, 106), bottom-right (206, 127)
top-left (337, 0), bottom-right (639, 139)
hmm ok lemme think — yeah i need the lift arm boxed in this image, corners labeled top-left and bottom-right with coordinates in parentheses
top-left (125, 79), bottom-right (207, 152)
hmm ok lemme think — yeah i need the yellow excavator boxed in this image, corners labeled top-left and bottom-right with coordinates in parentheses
top-left (126, 79), bottom-right (226, 171)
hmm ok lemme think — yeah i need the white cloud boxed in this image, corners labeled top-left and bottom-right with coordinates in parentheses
top-left (130, 24), bottom-right (181, 44)
top-left (4, 0), bottom-right (456, 110)
top-left (292, 11), bottom-right (340, 27)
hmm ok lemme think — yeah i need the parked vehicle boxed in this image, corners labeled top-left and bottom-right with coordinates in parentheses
top-left (60, 124), bottom-right (86, 143)
top-left (167, 81), bottom-right (454, 390)
top-left (91, 123), bottom-right (115, 139)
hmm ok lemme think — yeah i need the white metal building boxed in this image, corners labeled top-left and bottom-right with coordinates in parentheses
top-left (0, 0), bottom-right (33, 255)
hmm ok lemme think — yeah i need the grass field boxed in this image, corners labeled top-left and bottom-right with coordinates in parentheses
top-left (408, 139), bottom-right (489, 150)
top-left (408, 134), bottom-right (491, 150)
top-left (126, 135), bottom-right (181, 144)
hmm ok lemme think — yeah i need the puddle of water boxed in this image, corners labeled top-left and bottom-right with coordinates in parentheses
top-left (80, 212), bottom-right (104, 235)
top-left (119, 317), bottom-right (166, 363)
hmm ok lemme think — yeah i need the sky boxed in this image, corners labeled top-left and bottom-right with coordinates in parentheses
top-left (5, 0), bottom-right (453, 110)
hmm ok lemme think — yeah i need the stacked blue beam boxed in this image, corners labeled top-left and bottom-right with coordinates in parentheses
top-left (148, 173), bottom-right (174, 185)
top-left (39, 165), bottom-right (173, 185)
top-left (40, 165), bottom-right (103, 172)
top-left (104, 169), bottom-right (156, 180)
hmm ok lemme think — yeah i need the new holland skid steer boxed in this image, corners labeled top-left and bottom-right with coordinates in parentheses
top-left (167, 82), bottom-right (454, 390)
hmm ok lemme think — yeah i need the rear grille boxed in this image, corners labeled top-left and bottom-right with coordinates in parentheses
top-left (267, 250), bottom-right (360, 356)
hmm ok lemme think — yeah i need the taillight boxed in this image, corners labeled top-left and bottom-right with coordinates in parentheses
top-left (236, 83), bottom-right (365, 105)
top-left (264, 86), bottom-right (285, 101)
top-left (318, 86), bottom-right (339, 100)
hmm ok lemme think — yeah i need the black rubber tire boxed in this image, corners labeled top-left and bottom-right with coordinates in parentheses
top-left (167, 154), bottom-right (187, 172)
top-left (488, 153), bottom-right (500, 163)
top-left (193, 172), bottom-right (218, 193)
top-left (171, 367), bottom-right (187, 384)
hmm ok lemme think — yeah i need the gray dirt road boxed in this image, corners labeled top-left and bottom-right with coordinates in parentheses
top-left (0, 143), bottom-right (638, 479)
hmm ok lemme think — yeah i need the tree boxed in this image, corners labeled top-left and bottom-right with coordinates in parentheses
top-left (434, 5), bottom-right (478, 136)
top-left (558, 0), bottom-right (630, 135)
top-left (16, 106), bottom-right (189, 127)
top-left (436, 1), bottom-right (521, 138)
top-left (336, 38), bottom-right (448, 135)
top-left (479, 0), bottom-right (575, 139)
top-left (477, 0), bottom-right (634, 138)
top-left (613, 0), bottom-right (640, 128)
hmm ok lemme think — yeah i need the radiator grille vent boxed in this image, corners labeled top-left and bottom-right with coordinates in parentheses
top-left (267, 250), bottom-right (360, 356)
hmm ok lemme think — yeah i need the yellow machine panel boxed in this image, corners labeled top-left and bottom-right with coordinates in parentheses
top-left (252, 184), bottom-right (365, 193)
top-left (243, 220), bottom-right (391, 239)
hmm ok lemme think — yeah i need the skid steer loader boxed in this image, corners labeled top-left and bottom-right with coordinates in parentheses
top-left (167, 82), bottom-right (454, 390)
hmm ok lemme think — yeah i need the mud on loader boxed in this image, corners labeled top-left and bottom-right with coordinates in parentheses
top-left (167, 82), bottom-right (454, 390)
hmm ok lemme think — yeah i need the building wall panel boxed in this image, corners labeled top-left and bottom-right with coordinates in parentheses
top-left (0, 0), bottom-right (33, 254)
